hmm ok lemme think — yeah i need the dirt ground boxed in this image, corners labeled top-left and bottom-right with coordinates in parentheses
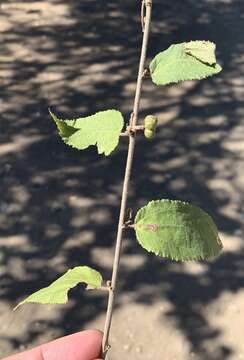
top-left (1, 0), bottom-right (244, 359)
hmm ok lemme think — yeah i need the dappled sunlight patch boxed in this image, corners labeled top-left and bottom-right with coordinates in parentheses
top-left (0, 135), bottom-right (44, 156)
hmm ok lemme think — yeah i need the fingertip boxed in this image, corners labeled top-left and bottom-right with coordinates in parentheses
top-left (2, 330), bottom-right (103, 360)
top-left (81, 329), bottom-right (103, 341)
top-left (41, 329), bottom-right (103, 360)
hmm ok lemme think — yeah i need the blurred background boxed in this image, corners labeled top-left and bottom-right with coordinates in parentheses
top-left (1, 0), bottom-right (244, 359)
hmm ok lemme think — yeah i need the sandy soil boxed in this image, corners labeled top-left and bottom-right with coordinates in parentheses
top-left (1, 0), bottom-right (244, 359)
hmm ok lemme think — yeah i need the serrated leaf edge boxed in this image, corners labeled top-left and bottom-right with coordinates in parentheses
top-left (14, 266), bottom-right (103, 310)
top-left (150, 41), bottom-right (222, 86)
top-left (134, 199), bottom-right (223, 261)
top-left (151, 63), bottom-right (222, 86)
top-left (49, 109), bottom-right (124, 156)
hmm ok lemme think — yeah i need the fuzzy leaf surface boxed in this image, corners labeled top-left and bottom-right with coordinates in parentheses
top-left (135, 199), bottom-right (223, 261)
top-left (150, 41), bottom-right (222, 86)
top-left (15, 266), bottom-right (103, 309)
top-left (50, 110), bottom-right (124, 156)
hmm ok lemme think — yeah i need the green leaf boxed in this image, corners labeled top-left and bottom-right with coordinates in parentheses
top-left (14, 266), bottom-right (103, 310)
top-left (149, 41), bottom-right (222, 86)
top-left (49, 110), bottom-right (77, 138)
top-left (134, 199), bottom-right (223, 261)
top-left (49, 109), bottom-right (124, 156)
top-left (183, 41), bottom-right (217, 65)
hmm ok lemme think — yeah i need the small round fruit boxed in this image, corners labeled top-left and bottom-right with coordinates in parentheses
top-left (144, 128), bottom-right (154, 139)
top-left (144, 115), bottom-right (158, 131)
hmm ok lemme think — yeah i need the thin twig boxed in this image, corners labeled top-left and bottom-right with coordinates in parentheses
top-left (122, 223), bottom-right (136, 229)
top-left (141, 0), bottom-right (145, 32)
top-left (102, 0), bottom-right (153, 356)
top-left (120, 125), bottom-right (145, 137)
top-left (120, 131), bottom-right (129, 137)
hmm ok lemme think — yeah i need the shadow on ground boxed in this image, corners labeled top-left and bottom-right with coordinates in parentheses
top-left (1, 0), bottom-right (244, 359)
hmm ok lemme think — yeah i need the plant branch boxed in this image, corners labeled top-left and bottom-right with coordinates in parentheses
top-left (120, 125), bottom-right (145, 137)
top-left (102, 0), bottom-right (153, 356)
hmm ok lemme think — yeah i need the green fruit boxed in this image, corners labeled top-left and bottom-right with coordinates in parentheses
top-left (144, 128), bottom-right (154, 139)
top-left (144, 115), bottom-right (158, 131)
